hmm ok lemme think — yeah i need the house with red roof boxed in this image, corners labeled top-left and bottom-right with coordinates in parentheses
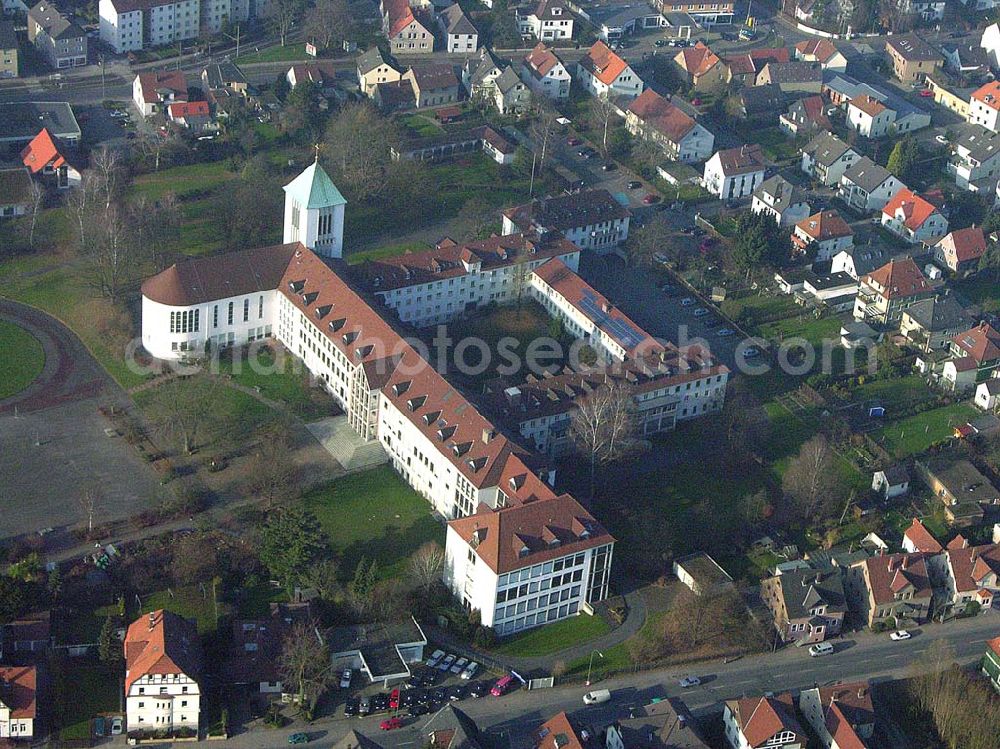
top-left (848, 553), bottom-right (934, 628)
top-left (167, 100), bottom-right (212, 130)
top-left (780, 95), bottom-right (831, 135)
top-left (880, 188), bottom-right (948, 244)
top-left (624, 89), bottom-right (714, 163)
top-left (968, 80), bottom-right (1000, 132)
top-left (703, 144), bottom-right (767, 200)
top-left (983, 636), bottom-right (1000, 691)
top-left (0, 666), bottom-right (37, 739)
top-left (941, 542), bottom-right (999, 613)
top-left (576, 41), bottom-right (642, 99)
top-left (723, 694), bottom-right (804, 749)
top-left (794, 39), bottom-right (848, 72)
top-left (902, 518), bottom-right (942, 554)
top-left (125, 610), bottom-right (201, 733)
top-left (799, 682), bottom-right (875, 749)
top-left (943, 322), bottom-right (1000, 390)
top-left (132, 70), bottom-right (188, 117)
top-left (723, 47), bottom-right (790, 86)
top-left (853, 257), bottom-right (933, 326)
top-left (20, 128), bottom-right (80, 189)
top-left (381, 0), bottom-right (434, 55)
top-left (792, 210), bottom-right (854, 261)
top-left (847, 95), bottom-right (895, 139)
top-left (521, 43), bottom-right (570, 100)
top-left (674, 42), bottom-right (728, 93)
top-left (933, 226), bottom-right (987, 275)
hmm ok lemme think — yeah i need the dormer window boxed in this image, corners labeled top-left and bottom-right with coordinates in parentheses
top-left (468, 456), bottom-right (487, 472)
top-left (315, 304), bottom-right (332, 319)
top-left (343, 331), bottom-right (359, 344)
top-left (288, 280), bottom-right (305, 293)
top-left (356, 344), bottom-right (374, 359)
top-left (302, 291), bottom-right (319, 305)
top-left (393, 381), bottom-right (411, 396)
top-left (422, 410), bottom-right (441, 426)
top-left (453, 442), bottom-right (471, 456)
top-left (407, 395), bottom-right (427, 411)
top-left (328, 318), bottom-right (346, 332)
top-left (437, 425), bottom-right (456, 441)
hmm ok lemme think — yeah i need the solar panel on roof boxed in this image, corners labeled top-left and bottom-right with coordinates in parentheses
top-left (577, 290), bottom-right (646, 349)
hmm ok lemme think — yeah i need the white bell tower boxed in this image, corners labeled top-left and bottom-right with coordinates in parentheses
top-left (282, 155), bottom-right (347, 258)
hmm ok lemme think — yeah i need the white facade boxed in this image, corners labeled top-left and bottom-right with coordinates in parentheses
top-left (723, 702), bottom-right (802, 749)
top-left (881, 206), bottom-right (947, 245)
top-left (126, 673), bottom-right (200, 732)
top-left (976, 379), bottom-right (1000, 411)
top-left (101, 0), bottom-right (144, 53)
top-left (501, 217), bottom-right (629, 255)
top-left (281, 162), bottom-right (346, 258)
top-left (751, 183), bottom-right (810, 227)
top-left (703, 155), bottom-right (765, 200)
top-left (101, 0), bottom-right (251, 52)
top-left (520, 58), bottom-right (571, 100)
top-left (575, 63), bottom-right (643, 100)
top-left (839, 173), bottom-right (904, 214)
top-left (847, 101), bottom-right (896, 138)
top-left (529, 274), bottom-right (631, 362)
top-left (518, 4), bottom-right (573, 40)
top-left (969, 96), bottom-right (1000, 133)
top-left (983, 23), bottom-right (1000, 68)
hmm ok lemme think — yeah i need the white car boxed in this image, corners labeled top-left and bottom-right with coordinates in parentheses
top-left (426, 649), bottom-right (445, 668)
top-left (890, 630), bottom-right (911, 641)
top-left (460, 662), bottom-right (479, 680)
top-left (438, 654), bottom-right (457, 671)
top-left (935, 134), bottom-right (948, 145)
top-left (340, 669), bottom-right (352, 689)
top-left (679, 676), bottom-right (700, 688)
top-left (450, 657), bottom-right (469, 674)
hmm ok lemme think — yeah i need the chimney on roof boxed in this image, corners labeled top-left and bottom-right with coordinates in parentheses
top-left (149, 612), bottom-right (156, 630)
top-left (482, 428), bottom-right (495, 444)
top-left (602, 301), bottom-right (612, 313)
top-left (858, 686), bottom-right (867, 699)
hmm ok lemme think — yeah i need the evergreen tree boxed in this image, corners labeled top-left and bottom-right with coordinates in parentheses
top-left (886, 137), bottom-right (920, 182)
top-left (98, 615), bottom-right (122, 664)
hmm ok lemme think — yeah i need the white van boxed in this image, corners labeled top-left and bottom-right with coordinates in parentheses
top-left (583, 689), bottom-right (611, 705)
top-left (808, 642), bottom-right (834, 657)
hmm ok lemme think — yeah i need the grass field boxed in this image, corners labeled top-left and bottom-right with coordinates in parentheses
top-left (53, 657), bottom-right (121, 740)
top-left (219, 347), bottom-right (331, 420)
top-left (399, 113), bottom-right (444, 138)
top-left (873, 403), bottom-right (979, 458)
top-left (236, 43), bottom-right (315, 63)
top-left (757, 314), bottom-right (842, 348)
top-left (137, 584), bottom-right (229, 634)
top-left (345, 241), bottom-right (433, 265)
top-left (492, 614), bottom-right (610, 657)
top-left (302, 465), bottom-right (440, 580)
top-left (847, 374), bottom-right (938, 411)
top-left (720, 292), bottom-right (799, 323)
top-left (0, 320), bottom-right (45, 399)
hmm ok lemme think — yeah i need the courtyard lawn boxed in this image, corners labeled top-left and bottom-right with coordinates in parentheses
top-left (345, 241), bottom-right (433, 265)
top-left (757, 313), bottom-right (843, 349)
top-left (873, 403), bottom-right (979, 458)
top-left (302, 465), bottom-right (440, 579)
top-left (720, 292), bottom-right (799, 323)
top-left (399, 113), bottom-right (444, 138)
top-left (847, 374), bottom-right (937, 412)
top-left (218, 347), bottom-right (332, 421)
top-left (0, 320), bottom-right (45, 399)
top-left (52, 657), bottom-right (121, 741)
top-left (491, 614), bottom-right (611, 658)
top-left (136, 584), bottom-right (230, 635)
top-left (132, 160), bottom-right (237, 201)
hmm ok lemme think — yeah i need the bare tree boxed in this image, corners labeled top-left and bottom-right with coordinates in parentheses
top-left (303, 0), bottom-right (352, 50)
top-left (148, 378), bottom-right (221, 455)
top-left (781, 434), bottom-right (843, 521)
top-left (509, 248), bottom-right (533, 317)
top-left (721, 381), bottom-right (770, 468)
top-left (300, 558), bottom-right (341, 601)
top-left (278, 621), bottom-right (330, 718)
top-left (27, 179), bottom-right (43, 249)
top-left (90, 146), bottom-right (124, 211)
top-left (77, 486), bottom-right (102, 535)
top-left (323, 103), bottom-right (400, 200)
top-left (245, 432), bottom-right (298, 506)
top-left (451, 196), bottom-right (496, 241)
top-left (570, 381), bottom-right (640, 502)
top-left (590, 93), bottom-right (616, 157)
top-left (407, 541), bottom-right (445, 593)
top-left (80, 201), bottom-right (140, 303)
top-left (266, 0), bottom-right (305, 46)
top-left (623, 213), bottom-right (673, 267)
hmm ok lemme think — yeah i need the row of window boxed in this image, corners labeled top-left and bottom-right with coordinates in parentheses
top-left (495, 585), bottom-right (581, 622)
top-left (497, 567), bottom-right (584, 604)
top-left (169, 309), bottom-right (199, 333)
top-left (498, 553), bottom-right (585, 588)
top-left (495, 601), bottom-right (579, 635)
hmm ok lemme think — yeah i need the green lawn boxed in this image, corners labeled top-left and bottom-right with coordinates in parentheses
top-left (0, 319), bottom-right (45, 399)
top-left (757, 314), bottom-right (842, 348)
top-left (219, 347), bottom-right (332, 420)
top-left (399, 113), bottom-right (444, 138)
top-left (54, 602), bottom-right (121, 645)
top-left (133, 160), bottom-right (236, 201)
top-left (846, 374), bottom-right (937, 411)
top-left (953, 274), bottom-right (1000, 313)
top-left (345, 241), bottom-right (433, 265)
top-left (720, 293), bottom-right (799, 323)
top-left (492, 614), bottom-right (610, 657)
top-left (52, 657), bottom-right (121, 740)
top-left (236, 43), bottom-right (315, 63)
top-left (873, 403), bottom-right (979, 458)
top-left (137, 584), bottom-right (229, 635)
top-left (302, 466), bottom-right (440, 579)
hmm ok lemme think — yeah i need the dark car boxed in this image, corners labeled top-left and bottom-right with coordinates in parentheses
top-left (682, 226), bottom-right (696, 234)
top-left (344, 698), bottom-right (360, 716)
top-left (432, 688), bottom-right (448, 703)
top-left (371, 694), bottom-right (389, 712)
top-left (721, 31), bottom-right (737, 41)
top-left (627, 180), bottom-right (642, 189)
top-left (420, 669), bottom-right (438, 687)
top-left (470, 682), bottom-right (489, 698)
top-left (408, 704), bottom-right (429, 717)
top-left (601, 162), bottom-right (617, 171)
top-left (448, 685), bottom-right (467, 701)
top-left (692, 228), bottom-right (706, 237)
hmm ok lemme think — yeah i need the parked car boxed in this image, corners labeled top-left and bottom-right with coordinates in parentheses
top-left (642, 193), bottom-right (661, 205)
top-left (371, 693), bottom-right (389, 711)
top-left (389, 688), bottom-right (400, 709)
top-left (340, 669), bottom-right (352, 689)
top-left (583, 689), bottom-right (612, 705)
top-left (344, 698), bottom-right (360, 716)
top-left (448, 685), bottom-right (467, 701)
top-left (577, 148), bottom-right (593, 157)
top-left (890, 630), bottom-right (911, 641)
top-left (450, 657), bottom-right (469, 674)
top-left (693, 307), bottom-right (709, 317)
top-left (654, 38), bottom-right (666, 47)
top-left (567, 137), bottom-right (581, 146)
top-left (743, 346), bottom-right (761, 358)
top-left (431, 687), bottom-right (449, 703)
top-left (601, 162), bottom-right (617, 171)
top-left (438, 654), bottom-right (457, 671)
top-left (288, 733), bottom-right (309, 744)
top-left (380, 718), bottom-right (403, 731)
top-left (653, 252), bottom-right (669, 264)
top-left (460, 662), bottom-right (479, 680)
top-left (692, 228), bottom-right (706, 237)
top-left (420, 669), bottom-right (438, 687)
top-left (716, 328), bottom-right (734, 336)
top-left (680, 297), bottom-right (695, 306)
top-left (408, 704), bottom-right (429, 717)
top-left (359, 697), bottom-right (371, 716)
top-left (110, 717), bottom-right (123, 736)
top-left (627, 180), bottom-right (642, 189)
top-left (426, 649), bottom-right (445, 667)
top-left (470, 681), bottom-right (489, 698)
top-left (679, 676), bottom-right (700, 688)
top-left (809, 642), bottom-right (835, 657)
top-left (919, 89), bottom-right (934, 97)
top-left (721, 31), bottom-right (737, 41)
top-left (935, 134), bottom-right (948, 144)
top-left (491, 674), bottom-right (517, 697)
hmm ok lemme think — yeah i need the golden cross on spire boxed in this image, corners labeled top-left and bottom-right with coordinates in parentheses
top-left (313, 143), bottom-right (320, 163)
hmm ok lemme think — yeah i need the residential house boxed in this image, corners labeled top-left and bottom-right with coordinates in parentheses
top-left (934, 226), bottom-right (987, 275)
top-left (133, 70), bottom-right (187, 117)
top-left (751, 175), bottom-right (810, 227)
top-left (20, 128), bottom-right (80, 189)
top-left (723, 694), bottom-right (804, 749)
top-left (0, 20), bottom-right (16, 79)
top-left (983, 637), bottom-right (1000, 692)
top-left (674, 42), bottom-right (727, 93)
top-left (201, 60), bottom-right (249, 116)
top-left (902, 518), bottom-right (943, 553)
top-left (822, 73), bottom-right (931, 133)
top-left (830, 244), bottom-right (892, 281)
top-left (968, 80), bottom-right (1000, 132)
top-left (27, 2), bottom-right (87, 70)
top-left (794, 39), bottom-right (847, 72)
top-left (286, 62), bottom-right (338, 94)
top-left (779, 95), bottom-right (830, 135)
top-left (0, 666), bottom-right (36, 739)
top-left (651, 0), bottom-right (734, 26)
top-left (975, 378), bottom-right (1000, 411)
top-left (444, 494), bottom-right (614, 636)
top-left (374, 79), bottom-right (416, 111)
top-left (839, 157), bottom-right (904, 214)
top-left (880, 189), bottom-right (948, 244)
top-left (799, 683), bottom-right (875, 749)
top-left (673, 552), bottom-right (734, 596)
top-left (517, 0), bottom-right (573, 41)
top-left (357, 47), bottom-right (402, 97)
top-left (900, 295), bottom-right (970, 352)
top-left (437, 3), bottom-right (477, 54)
top-left (723, 47), bottom-right (789, 87)
top-left (885, 34), bottom-right (943, 84)
top-left (916, 458), bottom-right (996, 525)
top-left (983, 22), bottom-right (1000, 69)
top-left (492, 67), bottom-right (530, 114)
top-left (738, 84), bottom-right (786, 123)
top-left (425, 705), bottom-right (483, 749)
top-left (403, 64), bottom-right (460, 108)
top-left (534, 713), bottom-right (588, 749)
top-left (847, 95), bottom-right (896, 139)
top-left (576, 41), bottom-right (643, 99)
top-left (853, 257), bottom-right (933, 326)
top-left (624, 89), bottom-right (714, 163)
top-left (382, 0), bottom-right (435, 55)
top-left (848, 553), bottom-right (933, 627)
top-left (124, 610), bottom-right (201, 733)
top-left (800, 131), bottom-right (859, 187)
top-left (168, 100), bottom-right (212, 130)
top-left (755, 61), bottom-right (822, 96)
top-left (800, 270), bottom-right (859, 312)
top-left (761, 567), bottom-right (846, 644)
top-left (222, 602), bottom-right (314, 696)
top-left (940, 542), bottom-right (1000, 613)
top-left (605, 698), bottom-right (711, 749)
top-left (941, 42), bottom-right (990, 77)
top-left (702, 144), bottom-right (766, 201)
top-left (947, 322), bottom-right (1000, 385)
top-left (926, 74), bottom-right (976, 118)
top-left (521, 43), bottom-right (570, 99)
top-left (462, 48), bottom-right (504, 100)
top-left (792, 210), bottom-right (854, 261)
top-left (0, 612), bottom-right (50, 660)
top-left (501, 189), bottom-right (631, 252)
top-left (0, 168), bottom-right (34, 218)
top-left (947, 124), bottom-right (1000, 190)
top-left (872, 465), bottom-right (909, 500)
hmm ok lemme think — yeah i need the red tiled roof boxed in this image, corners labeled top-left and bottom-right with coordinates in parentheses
top-left (937, 226), bottom-right (987, 264)
top-left (727, 694), bottom-right (802, 748)
top-left (825, 703), bottom-right (866, 749)
top-left (712, 144), bottom-right (767, 176)
top-left (951, 322), bottom-right (1000, 364)
top-left (903, 518), bottom-right (942, 553)
top-left (881, 189), bottom-right (940, 231)
top-left (125, 610), bottom-right (201, 694)
top-left (798, 95), bottom-right (831, 128)
top-left (861, 553), bottom-right (933, 606)
top-left (946, 534), bottom-right (968, 550)
top-left (136, 70), bottom-right (187, 104)
top-left (971, 80), bottom-right (1000, 111)
top-left (988, 636), bottom-right (1000, 658)
top-left (850, 94), bottom-right (888, 117)
top-left (289, 62), bottom-right (336, 86)
top-left (524, 43), bottom-right (563, 78)
top-left (676, 42), bottom-right (722, 77)
top-left (580, 41), bottom-right (629, 85)
top-left (168, 100), bottom-right (210, 119)
top-left (626, 89), bottom-right (697, 144)
top-left (448, 494), bottom-right (612, 574)
top-left (384, 0), bottom-right (425, 39)
top-left (725, 47), bottom-right (789, 76)
top-left (20, 128), bottom-right (65, 174)
top-left (796, 38), bottom-right (840, 63)
top-left (947, 544), bottom-right (1000, 593)
top-left (795, 210), bottom-right (853, 241)
top-left (0, 666), bottom-right (36, 719)
top-left (816, 682), bottom-right (874, 728)
top-left (534, 712), bottom-right (586, 749)
top-left (862, 257), bottom-right (930, 300)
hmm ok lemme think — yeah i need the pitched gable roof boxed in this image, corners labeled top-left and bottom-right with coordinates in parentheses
top-left (727, 694), bottom-right (802, 748)
top-left (580, 41), bottom-right (629, 85)
top-left (881, 189), bottom-right (940, 231)
top-left (860, 553), bottom-right (933, 605)
top-left (843, 156), bottom-right (894, 192)
top-left (952, 322), bottom-right (1000, 363)
top-left (903, 518), bottom-right (943, 553)
top-left (862, 257), bottom-right (930, 299)
top-left (675, 42), bottom-right (721, 77)
top-left (850, 94), bottom-right (888, 117)
top-left (125, 609), bottom-right (201, 694)
top-left (626, 89), bottom-right (697, 144)
top-left (136, 70), bottom-right (188, 104)
top-left (20, 128), bottom-right (66, 174)
top-left (795, 38), bottom-right (841, 63)
top-left (524, 43), bottom-right (564, 78)
top-left (936, 226), bottom-right (986, 264)
top-left (440, 3), bottom-right (476, 35)
top-left (970, 80), bottom-right (1000, 111)
top-left (712, 144), bottom-right (766, 176)
top-left (0, 666), bottom-right (37, 720)
top-left (795, 210), bottom-right (852, 241)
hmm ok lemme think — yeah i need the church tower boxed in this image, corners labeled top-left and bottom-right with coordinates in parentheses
top-left (282, 158), bottom-right (347, 258)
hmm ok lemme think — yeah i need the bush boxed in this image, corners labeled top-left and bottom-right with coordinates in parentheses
top-left (473, 625), bottom-right (497, 649)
